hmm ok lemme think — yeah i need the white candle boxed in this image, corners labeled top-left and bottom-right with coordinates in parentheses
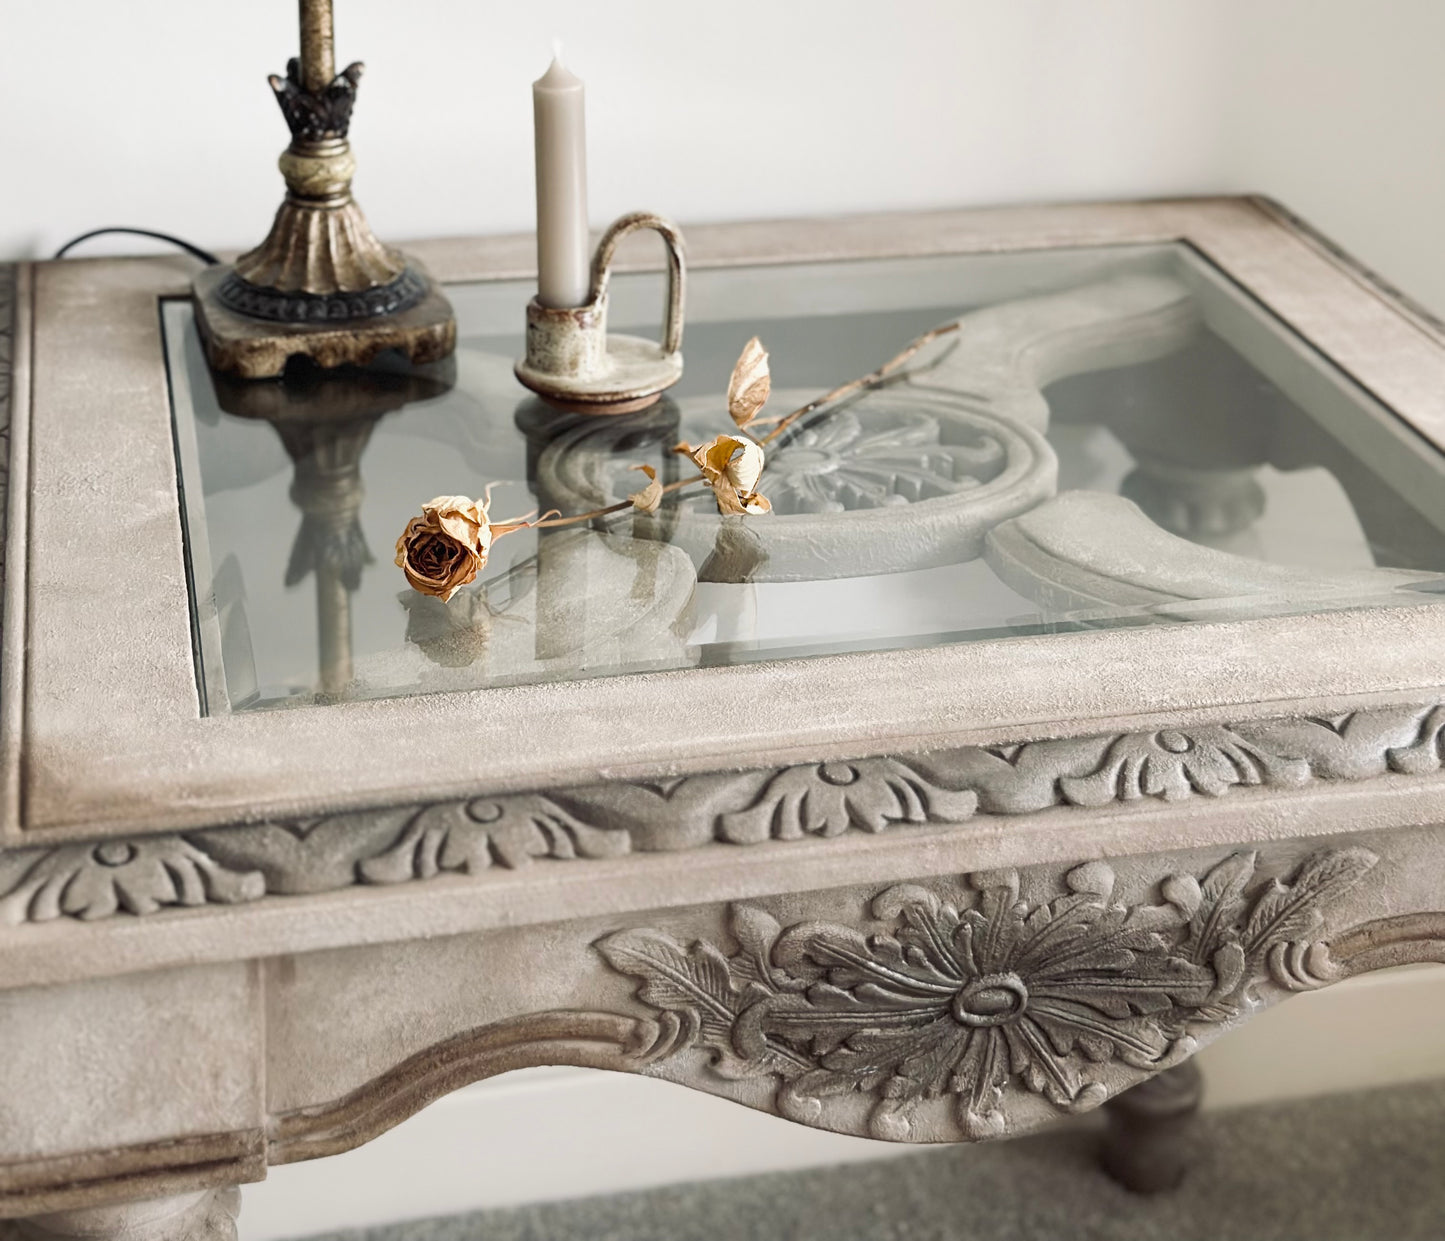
top-left (533, 52), bottom-right (591, 309)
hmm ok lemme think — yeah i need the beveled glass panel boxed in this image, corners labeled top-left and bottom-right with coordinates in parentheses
top-left (164, 243), bottom-right (1445, 713)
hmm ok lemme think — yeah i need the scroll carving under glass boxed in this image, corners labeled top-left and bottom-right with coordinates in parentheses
top-left (163, 244), bottom-right (1445, 713)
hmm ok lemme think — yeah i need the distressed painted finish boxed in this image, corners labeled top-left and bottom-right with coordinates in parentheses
top-left (0, 1189), bottom-right (241, 1241)
top-left (0, 700), bottom-right (1442, 924)
top-left (21, 199), bottom-right (1445, 843)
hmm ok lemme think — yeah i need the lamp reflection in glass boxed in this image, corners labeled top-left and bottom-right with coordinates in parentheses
top-left (210, 356), bottom-right (456, 700)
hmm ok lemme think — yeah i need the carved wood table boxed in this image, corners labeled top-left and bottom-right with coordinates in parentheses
top-left (2, 199), bottom-right (1444, 1239)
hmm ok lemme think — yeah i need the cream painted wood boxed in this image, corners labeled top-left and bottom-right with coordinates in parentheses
top-left (0, 1190), bottom-right (240, 1240)
top-left (16, 198), bottom-right (1445, 846)
top-left (1, 202), bottom-right (1444, 1235)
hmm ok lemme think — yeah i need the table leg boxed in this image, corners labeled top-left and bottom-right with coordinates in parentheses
top-left (1100, 1061), bottom-right (1204, 1193)
top-left (2, 1188), bottom-right (239, 1241)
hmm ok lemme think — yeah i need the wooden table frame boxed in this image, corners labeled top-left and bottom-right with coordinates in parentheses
top-left (0, 198), bottom-right (1442, 1239)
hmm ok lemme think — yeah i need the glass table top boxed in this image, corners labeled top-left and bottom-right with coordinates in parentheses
top-left (164, 243), bottom-right (1445, 714)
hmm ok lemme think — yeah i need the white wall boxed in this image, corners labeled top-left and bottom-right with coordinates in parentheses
top-left (7, 1), bottom-right (1441, 309)
top-left (4, 2), bottom-right (1445, 1236)
top-left (11, 2), bottom-right (1445, 310)
top-left (1220, 0), bottom-right (1445, 315)
top-left (0, 1), bottom-right (1227, 260)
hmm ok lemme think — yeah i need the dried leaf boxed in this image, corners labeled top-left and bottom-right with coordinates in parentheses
top-left (727, 336), bottom-right (771, 428)
top-left (627, 463), bottom-right (663, 514)
top-left (689, 436), bottom-right (734, 483)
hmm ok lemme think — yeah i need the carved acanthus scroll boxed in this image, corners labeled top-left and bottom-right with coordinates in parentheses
top-left (597, 849), bottom-right (1376, 1140)
top-left (2, 702), bottom-right (1443, 924)
top-left (264, 842), bottom-right (1435, 1164)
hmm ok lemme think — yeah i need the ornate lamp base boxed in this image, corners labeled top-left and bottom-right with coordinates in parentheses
top-left (194, 2), bottom-right (456, 380)
top-left (193, 262), bottom-right (455, 380)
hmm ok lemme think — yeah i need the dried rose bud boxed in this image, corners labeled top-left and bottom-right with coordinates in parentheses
top-left (688, 435), bottom-right (772, 516)
top-left (727, 336), bottom-right (771, 428)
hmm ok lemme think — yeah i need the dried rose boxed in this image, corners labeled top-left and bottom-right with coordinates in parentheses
top-left (627, 463), bottom-right (663, 514)
top-left (686, 434), bottom-right (772, 516)
top-left (394, 494), bottom-right (494, 601)
top-left (727, 336), bottom-right (771, 429)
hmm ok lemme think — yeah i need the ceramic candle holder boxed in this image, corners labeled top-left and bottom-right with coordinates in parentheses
top-left (515, 212), bottom-right (685, 415)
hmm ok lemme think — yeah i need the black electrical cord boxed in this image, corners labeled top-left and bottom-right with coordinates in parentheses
top-left (53, 228), bottom-right (219, 266)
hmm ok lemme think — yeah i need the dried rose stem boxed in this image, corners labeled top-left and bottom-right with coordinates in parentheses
top-left (752, 321), bottom-right (963, 446)
top-left (505, 321), bottom-right (963, 531)
top-left (528, 476), bottom-right (706, 529)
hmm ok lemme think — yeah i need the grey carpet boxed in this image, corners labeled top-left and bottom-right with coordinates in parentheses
top-left (297, 1077), bottom-right (1445, 1241)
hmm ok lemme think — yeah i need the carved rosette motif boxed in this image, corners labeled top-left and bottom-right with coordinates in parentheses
top-left (538, 385), bottom-right (1058, 582)
top-left (729, 409), bottom-right (1008, 514)
top-left (0, 702), bottom-right (1441, 924)
top-left (598, 849), bottom-right (1376, 1139)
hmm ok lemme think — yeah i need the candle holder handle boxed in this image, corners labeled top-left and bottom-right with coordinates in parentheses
top-left (588, 212), bottom-right (686, 355)
top-left (515, 212), bottom-right (688, 417)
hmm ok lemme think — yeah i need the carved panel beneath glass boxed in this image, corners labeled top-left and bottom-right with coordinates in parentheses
top-left (164, 245), bottom-right (1445, 711)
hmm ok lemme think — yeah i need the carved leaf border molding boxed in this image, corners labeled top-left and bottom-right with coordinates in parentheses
top-left (598, 847), bottom-right (1376, 1140)
top-left (1, 701), bottom-right (1442, 924)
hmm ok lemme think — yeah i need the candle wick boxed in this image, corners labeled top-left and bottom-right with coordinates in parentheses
top-left (551, 37), bottom-right (565, 66)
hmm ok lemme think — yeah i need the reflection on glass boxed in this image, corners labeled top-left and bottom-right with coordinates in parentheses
top-left (207, 358), bottom-right (456, 700)
top-left (164, 244), bottom-right (1445, 714)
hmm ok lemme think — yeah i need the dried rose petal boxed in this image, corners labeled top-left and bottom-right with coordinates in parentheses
top-left (627, 463), bottom-right (664, 514)
top-left (419, 495), bottom-right (492, 555)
